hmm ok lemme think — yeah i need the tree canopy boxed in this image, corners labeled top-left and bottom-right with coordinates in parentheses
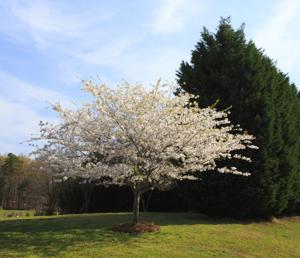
top-left (177, 17), bottom-right (300, 217)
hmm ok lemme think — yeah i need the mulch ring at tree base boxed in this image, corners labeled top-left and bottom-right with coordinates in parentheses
top-left (112, 221), bottom-right (160, 233)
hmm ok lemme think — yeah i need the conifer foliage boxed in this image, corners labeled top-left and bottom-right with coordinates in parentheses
top-left (177, 18), bottom-right (300, 217)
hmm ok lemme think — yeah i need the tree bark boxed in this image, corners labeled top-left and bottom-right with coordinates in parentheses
top-left (132, 189), bottom-right (141, 224)
top-left (82, 183), bottom-right (90, 213)
top-left (141, 190), bottom-right (153, 212)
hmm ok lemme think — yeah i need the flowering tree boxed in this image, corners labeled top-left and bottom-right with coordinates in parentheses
top-left (32, 80), bottom-right (257, 224)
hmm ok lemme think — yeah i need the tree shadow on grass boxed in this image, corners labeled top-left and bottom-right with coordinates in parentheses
top-left (139, 212), bottom-right (267, 226)
top-left (0, 213), bottom-right (140, 257)
top-left (0, 212), bottom-right (270, 257)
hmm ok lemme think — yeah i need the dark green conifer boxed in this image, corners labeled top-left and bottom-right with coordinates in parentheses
top-left (177, 17), bottom-right (300, 217)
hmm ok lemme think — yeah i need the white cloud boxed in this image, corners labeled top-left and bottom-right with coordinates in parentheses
top-left (0, 70), bottom-right (70, 154)
top-left (254, 0), bottom-right (300, 73)
top-left (0, 71), bottom-right (68, 106)
top-left (0, 0), bottom-right (115, 49)
top-left (118, 47), bottom-right (188, 85)
top-left (72, 38), bottom-right (141, 66)
top-left (0, 0), bottom-right (129, 56)
top-left (0, 0), bottom-right (202, 86)
top-left (0, 98), bottom-right (42, 153)
top-left (151, 0), bottom-right (202, 34)
top-left (0, 0), bottom-right (141, 84)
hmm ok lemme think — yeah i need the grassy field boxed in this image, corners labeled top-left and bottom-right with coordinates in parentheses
top-left (0, 212), bottom-right (299, 258)
top-left (0, 209), bottom-right (35, 218)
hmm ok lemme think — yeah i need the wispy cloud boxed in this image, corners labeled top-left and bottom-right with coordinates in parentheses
top-left (0, 98), bottom-right (42, 153)
top-left (73, 38), bottom-right (141, 67)
top-left (254, 0), bottom-right (300, 73)
top-left (117, 46), bottom-right (189, 85)
top-left (0, 0), bottom-right (142, 84)
top-left (0, 0), bottom-right (115, 49)
top-left (0, 70), bottom-right (70, 154)
top-left (151, 0), bottom-right (203, 34)
top-left (0, 0), bottom-right (200, 85)
top-left (0, 71), bottom-right (68, 106)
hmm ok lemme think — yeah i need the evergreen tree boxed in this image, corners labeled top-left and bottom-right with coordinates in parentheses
top-left (1, 153), bottom-right (23, 208)
top-left (177, 17), bottom-right (300, 217)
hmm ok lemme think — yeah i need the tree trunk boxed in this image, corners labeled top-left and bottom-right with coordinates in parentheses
top-left (83, 184), bottom-right (89, 213)
top-left (84, 193), bottom-right (88, 213)
top-left (141, 190), bottom-right (153, 212)
top-left (17, 191), bottom-right (21, 210)
top-left (132, 189), bottom-right (141, 224)
top-left (81, 182), bottom-right (94, 213)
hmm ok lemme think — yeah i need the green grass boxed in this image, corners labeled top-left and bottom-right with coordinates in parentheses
top-left (0, 212), bottom-right (299, 257)
top-left (0, 209), bottom-right (35, 218)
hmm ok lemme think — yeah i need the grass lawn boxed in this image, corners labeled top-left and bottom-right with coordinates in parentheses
top-left (0, 212), bottom-right (299, 258)
top-left (0, 209), bottom-right (35, 218)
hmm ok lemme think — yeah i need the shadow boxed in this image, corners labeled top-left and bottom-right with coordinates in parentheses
top-left (0, 213), bottom-right (140, 257)
top-left (0, 212), bottom-right (271, 257)
top-left (137, 212), bottom-right (269, 226)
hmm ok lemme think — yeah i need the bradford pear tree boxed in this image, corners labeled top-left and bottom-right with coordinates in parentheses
top-left (31, 80), bottom-right (257, 224)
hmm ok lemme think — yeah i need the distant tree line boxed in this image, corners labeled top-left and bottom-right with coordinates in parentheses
top-left (0, 153), bottom-right (188, 214)
top-left (0, 153), bottom-right (60, 214)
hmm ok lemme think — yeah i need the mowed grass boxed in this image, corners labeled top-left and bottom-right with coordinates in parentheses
top-left (0, 209), bottom-right (35, 218)
top-left (0, 212), bottom-right (299, 258)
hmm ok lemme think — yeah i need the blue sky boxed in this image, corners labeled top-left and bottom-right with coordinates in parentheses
top-left (1, 0), bottom-right (300, 154)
